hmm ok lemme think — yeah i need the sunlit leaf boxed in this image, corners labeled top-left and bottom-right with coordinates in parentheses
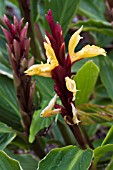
top-left (38, 146), bottom-right (93, 170)
top-left (29, 101), bottom-right (54, 143)
top-left (94, 144), bottom-right (113, 167)
top-left (74, 61), bottom-right (99, 105)
top-left (0, 150), bottom-right (23, 170)
top-left (0, 122), bottom-right (16, 150)
top-left (5, 149), bottom-right (38, 170)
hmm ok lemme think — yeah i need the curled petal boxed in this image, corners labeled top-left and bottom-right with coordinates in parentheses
top-left (24, 63), bottom-right (54, 77)
top-left (44, 42), bottom-right (59, 66)
top-left (68, 26), bottom-right (83, 57)
top-left (65, 77), bottom-right (77, 101)
top-left (71, 103), bottom-right (81, 125)
top-left (72, 45), bottom-right (106, 63)
top-left (40, 94), bottom-right (61, 117)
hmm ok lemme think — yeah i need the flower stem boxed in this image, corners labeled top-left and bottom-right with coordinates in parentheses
top-left (31, 137), bottom-right (45, 159)
top-left (69, 124), bottom-right (87, 149)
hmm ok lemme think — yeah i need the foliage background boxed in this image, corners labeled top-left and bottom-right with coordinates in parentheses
top-left (0, 0), bottom-right (113, 169)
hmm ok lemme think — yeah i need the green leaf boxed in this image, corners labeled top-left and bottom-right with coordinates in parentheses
top-left (74, 61), bottom-right (99, 105)
top-left (99, 56), bottom-right (113, 102)
top-left (0, 122), bottom-right (16, 133)
top-left (71, 19), bottom-right (113, 36)
top-left (94, 144), bottom-right (113, 167)
top-left (77, 104), bottom-right (113, 125)
top-left (38, 145), bottom-right (93, 170)
top-left (0, 63), bottom-right (13, 79)
top-left (0, 150), bottom-right (23, 170)
top-left (0, 75), bottom-right (22, 130)
top-left (78, 0), bottom-right (106, 21)
top-left (95, 84), bottom-right (109, 99)
top-left (0, 0), bottom-right (5, 17)
top-left (106, 156), bottom-right (113, 170)
top-left (102, 126), bottom-right (113, 146)
top-left (35, 76), bottom-right (54, 100)
top-left (30, 0), bottom-right (39, 22)
top-left (0, 122), bottom-right (16, 150)
top-left (5, 149), bottom-right (38, 170)
top-left (29, 101), bottom-right (54, 143)
top-left (0, 133), bottom-right (16, 150)
top-left (0, 51), bottom-right (9, 67)
top-left (45, 0), bottom-right (80, 36)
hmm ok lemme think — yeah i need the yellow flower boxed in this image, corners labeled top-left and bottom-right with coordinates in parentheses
top-left (68, 26), bottom-right (106, 63)
top-left (40, 94), bottom-right (61, 117)
top-left (25, 26), bottom-right (106, 77)
top-left (25, 36), bottom-right (58, 77)
top-left (65, 77), bottom-right (77, 101)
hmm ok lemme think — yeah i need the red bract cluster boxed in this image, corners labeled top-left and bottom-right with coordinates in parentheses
top-left (46, 10), bottom-right (75, 119)
top-left (2, 16), bottom-right (30, 74)
top-left (2, 16), bottom-right (36, 133)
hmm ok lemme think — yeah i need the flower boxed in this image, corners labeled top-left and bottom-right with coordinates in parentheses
top-left (40, 94), bottom-right (61, 117)
top-left (25, 10), bottom-right (106, 125)
top-left (25, 27), bottom-right (106, 77)
top-left (68, 26), bottom-right (106, 63)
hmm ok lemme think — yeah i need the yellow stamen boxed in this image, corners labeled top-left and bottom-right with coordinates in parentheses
top-left (65, 77), bottom-right (77, 101)
top-left (40, 94), bottom-right (61, 117)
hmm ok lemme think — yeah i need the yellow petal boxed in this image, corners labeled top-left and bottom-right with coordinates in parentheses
top-left (44, 42), bottom-right (59, 66)
top-left (24, 63), bottom-right (53, 77)
top-left (40, 94), bottom-right (61, 117)
top-left (71, 45), bottom-right (106, 62)
top-left (68, 26), bottom-right (83, 57)
top-left (71, 103), bottom-right (81, 125)
top-left (65, 77), bottom-right (77, 101)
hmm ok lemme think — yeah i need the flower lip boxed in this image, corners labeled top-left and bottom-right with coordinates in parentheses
top-left (68, 26), bottom-right (106, 63)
